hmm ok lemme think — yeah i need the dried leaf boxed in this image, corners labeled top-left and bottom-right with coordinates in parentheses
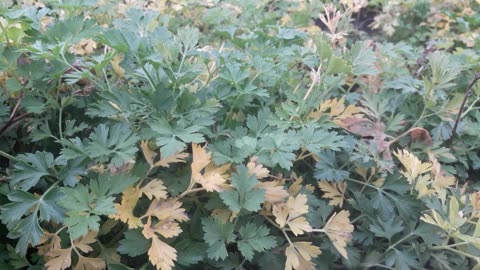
top-left (141, 179), bottom-right (168, 200)
top-left (256, 181), bottom-right (289, 204)
top-left (191, 143), bottom-right (230, 192)
top-left (247, 156), bottom-right (270, 179)
top-left (109, 187), bottom-right (143, 229)
top-left (110, 53), bottom-right (125, 78)
top-left (37, 232), bottom-right (62, 256)
top-left (142, 217), bottom-right (182, 239)
top-left (148, 236), bottom-right (177, 270)
top-left (323, 210), bottom-right (354, 259)
top-left (45, 248), bottom-right (72, 270)
top-left (285, 241), bottom-right (321, 270)
top-left (74, 256), bottom-right (106, 270)
top-left (394, 149), bottom-right (432, 184)
top-left (140, 140), bottom-right (157, 167)
top-left (272, 195), bottom-right (312, 236)
top-left (70, 39), bottom-right (97, 56)
top-left (73, 231), bottom-right (97, 253)
top-left (144, 198), bottom-right (189, 223)
top-left (318, 181), bottom-right (347, 207)
top-left (141, 141), bottom-right (189, 169)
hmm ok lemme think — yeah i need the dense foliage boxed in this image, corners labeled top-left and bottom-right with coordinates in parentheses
top-left (1, 1), bottom-right (480, 269)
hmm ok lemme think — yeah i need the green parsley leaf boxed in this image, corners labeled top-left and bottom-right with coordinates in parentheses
top-left (219, 165), bottom-right (265, 212)
top-left (202, 217), bottom-right (236, 260)
top-left (237, 223), bottom-right (276, 261)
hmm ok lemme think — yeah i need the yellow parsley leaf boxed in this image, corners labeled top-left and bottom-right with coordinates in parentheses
top-left (394, 149), bottom-right (432, 184)
top-left (142, 217), bottom-right (182, 239)
top-left (285, 241), bottom-right (321, 270)
top-left (272, 195), bottom-right (312, 236)
top-left (109, 187), bottom-right (143, 229)
top-left (144, 198), bottom-right (189, 222)
top-left (141, 141), bottom-right (189, 169)
top-left (318, 181), bottom-right (347, 207)
top-left (191, 143), bottom-right (230, 192)
top-left (323, 210), bottom-right (354, 259)
top-left (247, 156), bottom-right (270, 179)
top-left (74, 256), bottom-right (106, 270)
top-left (69, 38), bottom-right (97, 56)
top-left (45, 248), bottom-right (72, 270)
top-left (73, 231), bottom-right (97, 253)
top-left (256, 181), bottom-right (289, 204)
top-left (141, 179), bottom-right (168, 200)
top-left (148, 236), bottom-right (177, 270)
top-left (110, 53), bottom-right (125, 78)
top-left (287, 194), bottom-right (309, 220)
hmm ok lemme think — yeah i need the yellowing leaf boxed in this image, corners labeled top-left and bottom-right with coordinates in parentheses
top-left (37, 232), bottom-right (62, 256)
top-left (140, 140), bottom-right (157, 167)
top-left (415, 174), bottom-right (434, 199)
top-left (110, 53), bottom-right (125, 78)
top-left (318, 181), bottom-right (347, 207)
top-left (285, 241), bottom-right (321, 270)
top-left (148, 236), bottom-right (177, 270)
top-left (247, 156), bottom-right (270, 179)
top-left (45, 248), bottom-right (72, 270)
top-left (272, 203), bottom-right (289, 228)
top-left (323, 210), bottom-right (354, 259)
top-left (109, 187), bottom-right (143, 229)
top-left (141, 141), bottom-right (189, 169)
top-left (142, 217), bottom-right (182, 239)
top-left (141, 179), bottom-right (168, 200)
top-left (272, 195), bottom-right (312, 236)
top-left (144, 198), bottom-right (189, 223)
top-left (154, 152), bottom-right (189, 168)
top-left (288, 217), bottom-right (312, 236)
top-left (394, 149), bottom-right (432, 184)
top-left (73, 231), bottom-right (97, 253)
top-left (69, 38), bottom-right (97, 56)
top-left (74, 256), bottom-right (106, 270)
top-left (310, 97), bottom-right (363, 126)
top-left (211, 209), bottom-right (237, 223)
top-left (191, 143), bottom-right (231, 192)
top-left (288, 173), bottom-right (303, 196)
top-left (287, 194), bottom-right (309, 220)
top-left (256, 181), bottom-right (289, 203)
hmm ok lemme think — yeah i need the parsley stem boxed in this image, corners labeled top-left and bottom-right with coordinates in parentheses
top-left (385, 232), bottom-right (414, 253)
top-left (0, 150), bottom-right (20, 162)
top-left (177, 187), bottom-right (206, 199)
top-left (0, 20), bottom-right (10, 46)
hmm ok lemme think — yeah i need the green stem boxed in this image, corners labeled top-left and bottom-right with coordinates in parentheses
top-left (0, 150), bottom-right (21, 162)
top-left (0, 20), bottom-right (10, 46)
top-left (386, 233), bottom-right (414, 253)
